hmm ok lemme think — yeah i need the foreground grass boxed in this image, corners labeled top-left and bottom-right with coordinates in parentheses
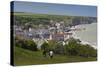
top-left (14, 47), bottom-right (97, 66)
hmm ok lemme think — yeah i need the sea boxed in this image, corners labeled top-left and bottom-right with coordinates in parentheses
top-left (73, 23), bottom-right (97, 48)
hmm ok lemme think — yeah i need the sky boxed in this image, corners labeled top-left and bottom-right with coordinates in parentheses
top-left (12, 1), bottom-right (97, 17)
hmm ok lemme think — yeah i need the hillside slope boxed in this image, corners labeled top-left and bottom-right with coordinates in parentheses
top-left (14, 46), bottom-right (97, 66)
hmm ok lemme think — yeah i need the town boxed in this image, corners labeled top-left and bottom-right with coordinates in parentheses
top-left (14, 17), bottom-right (96, 49)
top-left (14, 20), bottom-right (74, 48)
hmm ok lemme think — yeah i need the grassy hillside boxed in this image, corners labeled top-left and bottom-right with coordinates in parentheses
top-left (14, 46), bottom-right (97, 66)
top-left (13, 12), bottom-right (97, 27)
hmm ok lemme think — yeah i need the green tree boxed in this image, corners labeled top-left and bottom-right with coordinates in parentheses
top-left (78, 45), bottom-right (97, 57)
top-left (14, 36), bottom-right (38, 51)
top-left (66, 38), bottom-right (80, 56)
top-left (26, 40), bottom-right (38, 51)
top-left (47, 40), bottom-right (57, 50)
top-left (41, 42), bottom-right (49, 51)
top-left (54, 43), bottom-right (65, 54)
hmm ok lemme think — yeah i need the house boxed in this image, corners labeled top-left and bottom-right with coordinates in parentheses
top-left (51, 33), bottom-right (64, 41)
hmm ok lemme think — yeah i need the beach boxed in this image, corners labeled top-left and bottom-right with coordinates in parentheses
top-left (73, 23), bottom-right (97, 48)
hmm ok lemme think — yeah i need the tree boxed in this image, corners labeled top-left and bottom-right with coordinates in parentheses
top-left (47, 40), bottom-right (57, 50)
top-left (78, 45), bottom-right (97, 57)
top-left (26, 40), bottom-right (38, 51)
top-left (14, 36), bottom-right (38, 51)
top-left (54, 43), bottom-right (65, 54)
top-left (41, 42), bottom-right (49, 51)
top-left (66, 38), bottom-right (80, 56)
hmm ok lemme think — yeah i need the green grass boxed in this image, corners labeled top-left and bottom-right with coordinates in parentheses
top-left (14, 47), bottom-right (97, 66)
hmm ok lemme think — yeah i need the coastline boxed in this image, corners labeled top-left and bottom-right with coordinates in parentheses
top-left (72, 23), bottom-right (97, 49)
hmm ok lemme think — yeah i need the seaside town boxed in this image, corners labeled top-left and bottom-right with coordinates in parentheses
top-left (14, 18), bottom-right (96, 49)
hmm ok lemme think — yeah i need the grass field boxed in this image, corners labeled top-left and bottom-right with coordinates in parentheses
top-left (14, 46), bottom-right (97, 66)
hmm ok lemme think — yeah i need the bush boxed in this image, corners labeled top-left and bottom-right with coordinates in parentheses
top-left (14, 36), bottom-right (38, 51)
top-left (64, 38), bottom-right (97, 57)
top-left (54, 43), bottom-right (65, 54)
top-left (25, 39), bottom-right (38, 51)
top-left (41, 42), bottom-right (49, 51)
top-left (78, 45), bottom-right (97, 57)
top-left (64, 38), bottom-right (81, 56)
top-left (40, 38), bottom-right (97, 58)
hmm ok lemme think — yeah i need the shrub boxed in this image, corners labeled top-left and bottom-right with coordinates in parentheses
top-left (64, 38), bottom-right (97, 57)
top-left (78, 45), bottom-right (97, 57)
top-left (54, 44), bottom-right (65, 54)
top-left (41, 42), bottom-right (49, 51)
top-left (14, 36), bottom-right (38, 51)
